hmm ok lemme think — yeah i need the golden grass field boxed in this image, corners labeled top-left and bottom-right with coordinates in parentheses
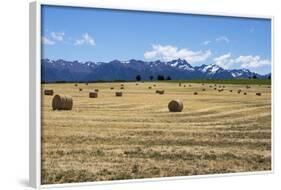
top-left (41, 82), bottom-right (272, 184)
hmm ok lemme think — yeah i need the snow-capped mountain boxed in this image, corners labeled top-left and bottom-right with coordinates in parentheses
top-left (41, 59), bottom-right (269, 82)
top-left (166, 59), bottom-right (194, 71)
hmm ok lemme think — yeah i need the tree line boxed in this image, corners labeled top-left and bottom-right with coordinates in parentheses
top-left (136, 75), bottom-right (171, 81)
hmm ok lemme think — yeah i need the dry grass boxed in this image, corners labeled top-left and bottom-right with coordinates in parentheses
top-left (41, 82), bottom-right (272, 184)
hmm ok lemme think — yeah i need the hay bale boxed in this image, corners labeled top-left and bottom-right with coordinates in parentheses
top-left (121, 84), bottom-right (124, 86)
top-left (168, 100), bottom-right (183, 112)
top-left (183, 85), bottom-right (186, 87)
top-left (179, 83), bottom-right (181, 87)
top-left (120, 87), bottom-right (124, 89)
top-left (209, 85), bottom-right (212, 88)
top-left (244, 92), bottom-right (247, 95)
top-left (202, 88), bottom-right (206, 91)
top-left (194, 92), bottom-right (198, 95)
top-left (136, 83), bottom-right (139, 86)
top-left (267, 86), bottom-right (271, 88)
top-left (74, 83), bottom-right (78, 87)
top-left (153, 84), bottom-right (156, 87)
top-left (229, 90), bottom-right (233, 92)
top-left (214, 88), bottom-right (217, 90)
top-left (94, 89), bottom-right (99, 92)
top-left (52, 94), bottom-right (73, 110)
top-left (189, 84), bottom-right (192, 87)
top-left (237, 89), bottom-right (242, 94)
top-left (218, 89), bottom-right (223, 92)
top-left (202, 83), bottom-right (205, 86)
top-left (156, 90), bottom-right (165, 94)
top-left (44, 89), bottom-right (54, 96)
top-left (116, 91), bottom-right (123, 97)
top-left (110, 87), bottom-right (114, 90)
top-left (148, 86), bottom-right (152, 89)
top-left (79, 88), bottom-right (83, 91)
top-left (256, 92), bottom-right (262, 96)
top-left (85, 83), bottom-right (88, 85)
top-left (246, 85), bottom-right (251, 89)
top-left (89, 91), bottom-right (98, 98)
top-left (214, 84), bottom-right (217, 86)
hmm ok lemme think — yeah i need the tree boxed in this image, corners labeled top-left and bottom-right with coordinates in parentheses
top-left (252, 75), bottom-right (257, 79)
top-left (136, 75), bottom-right (141, 81)
top-left (150, 76), bottom-right (154, 80)
top-left (157, 75), bottom-right (165, 80)
top-left (268, 75), bottom-right (271, 80)
top-left (166, 76), bottom-right (171, 80)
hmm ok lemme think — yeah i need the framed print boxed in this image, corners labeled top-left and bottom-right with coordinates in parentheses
top-left (29, 1), bottom-right (273, 188)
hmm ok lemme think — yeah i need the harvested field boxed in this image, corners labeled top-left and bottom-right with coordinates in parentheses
top-left (41, 82), bottom-right (272, 184)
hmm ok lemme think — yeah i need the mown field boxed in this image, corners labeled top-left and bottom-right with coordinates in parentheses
top-left (41, 81), bottom-right (272, 184)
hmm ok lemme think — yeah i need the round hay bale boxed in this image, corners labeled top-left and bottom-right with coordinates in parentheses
top-left (209, 85), bottom-right (212, 88)
top-left (94, 89), bottom-right (99, 92)
top-left (121, 84), bottom-right (124, 86)
top-left (136, 83), bottom-right (139, 86)
top-left (74, 83), bottom-right (78, 87)
top-left (214, 88), bottom-right (217, 90)
top-left (202, 88), bottom-right (206, 91)
top-left (179, 83), bottom-right (181, 87)
top-left (214, 84), bottom-right (217, 86)
top-left (244, 92), bottom-right (247, 95)
top-left (148, 86), bottom-right (152, 89)
top-left (110, 87), bottom-right (114, 90)
top-left (89, 91), bottom-right (98, 98)
top-left (44, 89), bottom-right (54, 96)
top-left (194, 92), bottom-right (198, 95)
top-left (202, 83), bottom-right (205, 86)
top-left (189, 84), bottom-right (192, 87)
top-left (79, 88), bottom-right (82, 91)
top-left (168, 100), bottom-right (183, 112)
top-left (183, 85), bottom-right (186, 87)
top-left (246, 85), bottom-right (251, 89)
top-left (52, 95), bottom-right (73, 110)
top-left (116, 91), bottom-right (123, 97)
top-left (256, 92), bottom-right (262, 96)
top-left (237, 89), bottom-right (242, 94)
top-left (156, 90), bottom-right (165, 94)
top-left (229, 90), bottom-right (233, 92)
top-left (120, 87), bottom-right (124, 89)
top-left (153, 84), bottom-right (156, 87)
top-left (85, 83), bottom-right (88, 85)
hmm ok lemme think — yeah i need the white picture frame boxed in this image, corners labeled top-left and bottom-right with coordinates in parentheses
top-left (29, 1), bottom-right (274, 189)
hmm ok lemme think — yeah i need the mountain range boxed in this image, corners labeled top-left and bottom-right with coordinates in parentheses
top-left (41, 59), bottom-right (270, 82)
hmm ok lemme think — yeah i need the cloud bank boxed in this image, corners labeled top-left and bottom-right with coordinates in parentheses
top-left (144, 44), bottom-right (211, 63)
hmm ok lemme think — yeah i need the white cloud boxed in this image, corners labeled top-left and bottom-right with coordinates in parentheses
top-left (213, 53), bottom-right (233, 68)
top-left (203, 40), bottom-right (211, 46)
top-left (50, 32), bottom-right (65, 41)
top-left (214, 53), bottom-right (271, 69)
top-left (144, 44), bottom-right (211, 63)
top-left (216, 36), bottom-right (230, 43)
top-left (42, 36), bottom-right (55, 45)
top-left (235, 55), bottom-right (271, 68)
top-left (74, 33), bottom-right (95, 46)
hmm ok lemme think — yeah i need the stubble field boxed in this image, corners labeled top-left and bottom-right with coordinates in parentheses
top-left (41, 81), bottom-right (272, 184)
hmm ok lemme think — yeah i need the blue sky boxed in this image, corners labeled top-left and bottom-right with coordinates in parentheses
top-left (41, 5), bottom-right (272, 74)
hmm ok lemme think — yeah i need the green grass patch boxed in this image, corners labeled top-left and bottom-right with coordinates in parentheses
top-left (158, 79), bottom-right (271, 85)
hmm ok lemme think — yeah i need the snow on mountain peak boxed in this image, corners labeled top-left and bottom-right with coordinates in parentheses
top-left (201, 64), bottom-right (221, 74)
